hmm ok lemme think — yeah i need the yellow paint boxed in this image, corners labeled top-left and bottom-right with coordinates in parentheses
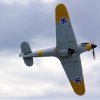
top-left (56, 4), bottom-right (70, 23)
top-left (37, 50), bottom-right (43, 57)
top-left (70, 80), bottom-right (85, 95)
top-left (85, 43), bottom-right (92, 51)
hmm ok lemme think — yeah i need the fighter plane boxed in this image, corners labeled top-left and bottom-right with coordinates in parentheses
top-left (19, 4), bottom-right (97, 95)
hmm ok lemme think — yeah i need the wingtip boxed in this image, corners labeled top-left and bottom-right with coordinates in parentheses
top-left (56, 3), bottom-right (66, 8)
top-left (56, 3), bottom-right (70, 23)
top-left (70, 80), bottom-right (85, 96)
top-left (75, 89), bottom-right (85, 96)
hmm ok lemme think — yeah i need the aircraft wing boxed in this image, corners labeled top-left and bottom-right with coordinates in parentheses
top-left (59, 55), bottom-right (85, 95)
top-left (56, 4), bottom-right (77, 50)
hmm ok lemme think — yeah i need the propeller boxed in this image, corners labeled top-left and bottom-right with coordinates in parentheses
top-left (89, 39), bottom-right (97, 60)
top-left (93, 48), bottom-right (95, 59)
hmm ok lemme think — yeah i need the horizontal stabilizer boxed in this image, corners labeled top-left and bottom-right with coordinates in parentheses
top-left (23, 57), bottom-right (33, 66)
top-left (21, 42), bottom-right (32, 54)
top-left (20, 42), bottom-right (33, 67)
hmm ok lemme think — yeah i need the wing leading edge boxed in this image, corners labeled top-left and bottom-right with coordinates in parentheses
top-left (59, 56), bottom-right (85, 95)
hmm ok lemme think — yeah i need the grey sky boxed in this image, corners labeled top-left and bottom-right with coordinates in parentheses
top-left (0, 0), bottom-right (100, 50)
top-left (0, 0), bottom-right (100, 100)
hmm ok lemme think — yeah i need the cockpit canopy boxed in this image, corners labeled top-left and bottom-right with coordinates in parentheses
top-left (81, 42), bottom-right (90, 47)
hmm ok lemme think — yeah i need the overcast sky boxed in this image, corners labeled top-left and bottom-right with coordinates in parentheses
top-left (0, 0), bottom-right (100, 100)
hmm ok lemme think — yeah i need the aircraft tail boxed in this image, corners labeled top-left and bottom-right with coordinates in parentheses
top-left (20, 42), bottom-right (33, 67)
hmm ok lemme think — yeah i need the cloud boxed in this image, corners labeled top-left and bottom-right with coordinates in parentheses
top-left (0, 53), bottom-right (70, 99)
top-left (0, 0), bottom-right (32, 5)
top-left (0, 0), bottom-right (56, 51)
top-left (42, 0), bottom-right (56, 3)
top-left (0, 0), bottom-right (100, 51)
top-left (67, 0), bottom-right (100, 45)
top-left (0, 49), bottom-right (100, 100)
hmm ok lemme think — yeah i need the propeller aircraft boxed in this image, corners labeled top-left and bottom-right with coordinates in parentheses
top-left (19, 4), bottom-right (97, 95)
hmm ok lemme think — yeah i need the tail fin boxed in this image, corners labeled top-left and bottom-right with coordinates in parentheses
top-left (20, 42), bottom-right (33, 67)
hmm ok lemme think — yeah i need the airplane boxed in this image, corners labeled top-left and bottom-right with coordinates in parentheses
top-left (19, 4), bottom-right (97, 95)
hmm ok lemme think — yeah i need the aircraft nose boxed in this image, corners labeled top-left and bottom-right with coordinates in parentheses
top-left (91, 44), bottom-right (97, 49)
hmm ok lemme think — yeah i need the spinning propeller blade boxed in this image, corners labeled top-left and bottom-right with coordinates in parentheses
top-left (91, 41), bottom-right (97, 60)
top-left (93, 49), bottom-right (95, 60)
